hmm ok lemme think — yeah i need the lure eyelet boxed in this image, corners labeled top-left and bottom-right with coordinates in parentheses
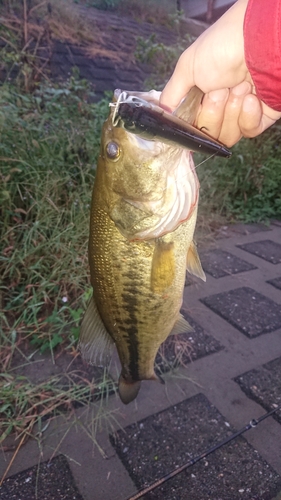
top-left (106, 141), bottom-right (120, 160)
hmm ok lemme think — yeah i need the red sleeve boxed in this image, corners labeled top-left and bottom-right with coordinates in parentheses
top-left (244, 0), bottom-right (281, 111)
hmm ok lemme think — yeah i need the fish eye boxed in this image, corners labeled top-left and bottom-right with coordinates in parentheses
top-left (106, 141), bottom-right (120, 160)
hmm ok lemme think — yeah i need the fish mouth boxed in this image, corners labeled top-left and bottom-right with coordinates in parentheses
top-left (112, 90), bottom-right (231, 158)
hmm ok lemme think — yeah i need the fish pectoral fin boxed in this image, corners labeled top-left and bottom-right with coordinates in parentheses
top-left (186, 241), bottom-right (206, 282)
top-left (151, 240), bottom-right (175, 293)
top-left (175, 86), bottom-right (203, 123)
top-left (79, 297), bottom-right (114, 367)
top-left (169, 313), bottom-right (193, 336)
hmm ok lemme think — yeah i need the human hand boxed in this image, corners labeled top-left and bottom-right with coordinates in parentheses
top-left (160, 0), bottom-right (281, 147)
top-left (195, 83), bottom-right (281, 147)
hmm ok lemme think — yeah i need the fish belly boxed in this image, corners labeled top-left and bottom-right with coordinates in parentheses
top-left (89, 181), bottom-right (198, 384)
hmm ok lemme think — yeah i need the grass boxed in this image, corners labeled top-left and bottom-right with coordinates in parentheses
top-left (0, 370), bottom-right (114, 447)
top-left (135, 32), bottom-right (195, 90)
top-left (0, 1), bottom-right (280, 476)
top-left (1, 68), bottom-right (280, 449)
top-left (80, 0), bottom-right (180, 25)
top-left (0, 77), bottom-right (111, 356)
top-left (0, 76), bottom-right (117, 472)
top-left (196, 123), bottom-right (281, 223)
top-left (0, 369), bottom-right (118, 484)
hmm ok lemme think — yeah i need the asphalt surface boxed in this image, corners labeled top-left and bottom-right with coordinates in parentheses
top-left (1, 221), bottom-right (281, 500)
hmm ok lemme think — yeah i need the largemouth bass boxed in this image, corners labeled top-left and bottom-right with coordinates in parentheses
top-left (79, 87), bottom-right (230, 404)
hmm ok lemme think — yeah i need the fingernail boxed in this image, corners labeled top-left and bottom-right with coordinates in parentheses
top-left (208, 89), bottom-right (229, 102)
top-left (232, 81), bottom-right (251, 96)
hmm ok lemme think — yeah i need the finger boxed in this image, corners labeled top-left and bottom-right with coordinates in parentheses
top-left (238, 94), bottom-right (263, 137)
top-left (196, 88), bottom-right (229, 140)
top-left (239, 95), bottom-right (281, 138)
top-left (218, 81), bottom-right (252, 146)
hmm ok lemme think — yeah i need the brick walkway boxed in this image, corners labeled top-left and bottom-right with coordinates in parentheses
top-left (1, 222), bottom-right (281, 500)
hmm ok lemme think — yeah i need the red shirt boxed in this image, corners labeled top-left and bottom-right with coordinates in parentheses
top-left (244, 0), bottom-right (281, 111)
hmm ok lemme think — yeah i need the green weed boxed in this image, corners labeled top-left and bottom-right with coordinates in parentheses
top-left (135, 32), bottom-right (195, 90)
top-left (0, 370), bottom-right (115, 444)
top-left (196, 124), bottom-right (281, 222)
top-left (0, 77), bottom-right (110, 357)
top-left (82, 0), bottom-right (178, 26)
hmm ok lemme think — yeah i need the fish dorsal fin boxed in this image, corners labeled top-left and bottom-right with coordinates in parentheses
top-left (151, 239), bottom-right (175, 293)
top-left (79, 297), bottom-right (114, 366)
top-left (169, 313), bottom-right (193, 336)
top-left (186, 241), bottom-right (206, 282)
top-left (175, 86), bottom-right (203, 124)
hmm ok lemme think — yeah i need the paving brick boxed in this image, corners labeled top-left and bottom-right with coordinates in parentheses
top-left (267, 277), bottom-right (281, 291)
top-left (200, 249), bottom-right (257, 278)
top-left (200, 287), bottom-right (281, 337)
top-left (184, 273), bottom-right (200, 286)
top-left (10, 350), bottom-right (116, 404)
top-left (237, 240), bottom-right (281, 264)
top-left (0, 455), bottom-right (84, 500)
top-left (155, 311), bottom-right (223, 373)
top-left (235, 357), bottom-right (281, 425)
top-left (110, 393), bottom-right (281, 500)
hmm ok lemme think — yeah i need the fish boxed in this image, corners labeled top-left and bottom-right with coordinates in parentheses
top-left (79, 87), bottom-right (230, 404)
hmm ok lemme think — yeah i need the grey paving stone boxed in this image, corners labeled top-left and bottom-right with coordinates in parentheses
top-left (184, 273), bottom-right (199, 286)
top-left (200, 287), bottom-right (281, 338)
top-left (235, 357), bottom-right (281, 425)
top-left (267, 277), bottom-right (281, 290)
top-left (0, 454), bottom-right (84, 500)
top-left (237, 240), bottom-right (281, 264)
top-left (200, 249), bottom-right (257, 278)
top-left (155, 311), bottom-right (223, 373)
top-left (10, 350), bottom-right (116, 404)
top-left (110, 393), bottom-right (281, 500)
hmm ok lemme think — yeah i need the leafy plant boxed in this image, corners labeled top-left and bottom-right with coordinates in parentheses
top-left (135, 32), bottom-right (195, 89)
top-left (0, 0), bottom-right (53, 91)
top-left (196, 123), bottom-right (281, 222)
top-left (0, 77), bottom-right (110, 356)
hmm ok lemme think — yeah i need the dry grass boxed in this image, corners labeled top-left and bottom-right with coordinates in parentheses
top-left (48, 0), bottom-right (98, 45)
top-left (116, 0), bottom-right (178, 25)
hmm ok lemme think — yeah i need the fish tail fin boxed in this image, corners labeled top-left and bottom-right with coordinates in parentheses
top-left (79, 297), bottom-right (114, 366)
top-left (118, 376), bottom-right (141, 405)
